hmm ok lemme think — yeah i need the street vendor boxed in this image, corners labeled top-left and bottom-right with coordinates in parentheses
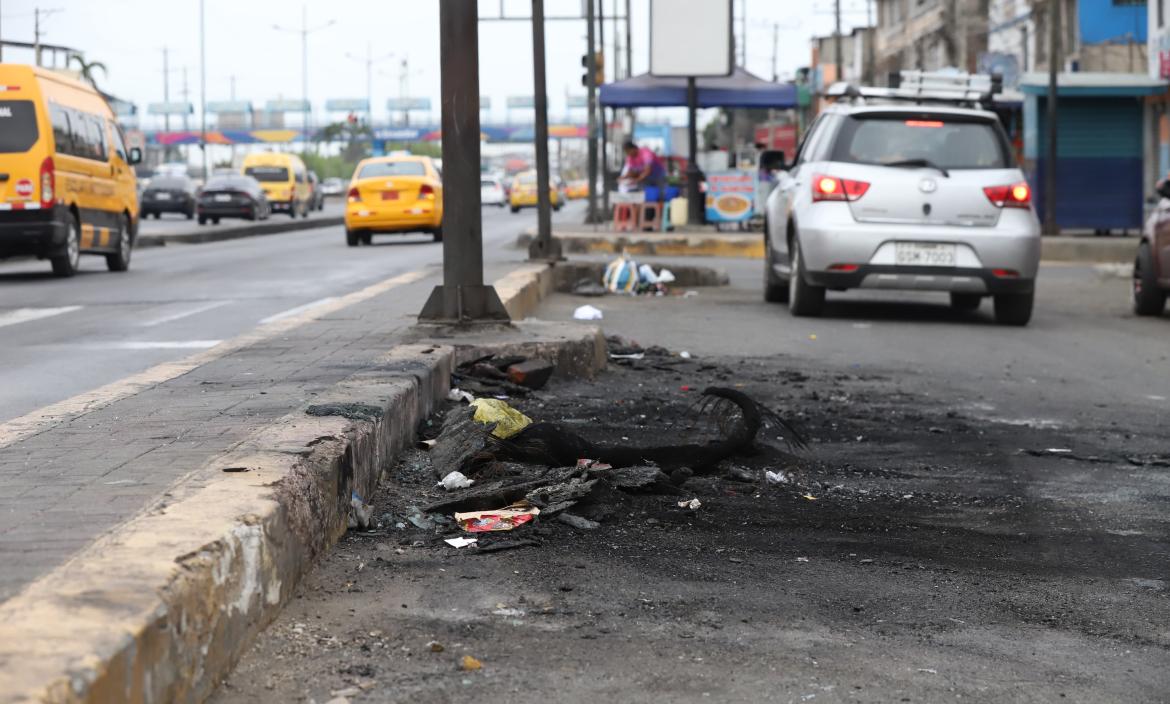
top-left (621, 141), bottom-right (668, 203)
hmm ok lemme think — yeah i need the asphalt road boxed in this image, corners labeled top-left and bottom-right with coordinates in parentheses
top-left (0, 201), bottom-right (583, 424)
top-left (216, 258), bottom-right (1170, 703)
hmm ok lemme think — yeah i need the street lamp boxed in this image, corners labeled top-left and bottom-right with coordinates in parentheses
top-left (274, 5), bottom-right (335, 148)
top-left (346, 44), bottom-right (396, 123)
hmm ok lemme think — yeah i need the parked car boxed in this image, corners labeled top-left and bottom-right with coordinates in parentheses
top-left (762, 72), bottom-right (1041, 326)
top-left (509, 171), bottom-right (562, 213)
top-left (197, 174), bottom-right (270, 225)
top-left (344, 155), bottom-right (443, 245)
top-left (321, 177), bottom-right (345, 197)
top-left (481, 177), bottom-right (507, 207)
top-left (141, 174), bottom-right (197, 220)
top-left (1134, 179), bottom-right (1170, 316)
top-left (307, 171), bottom-right (325, 212)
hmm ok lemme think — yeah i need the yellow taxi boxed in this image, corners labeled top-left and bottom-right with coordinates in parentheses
top-left (565, 179), bottom-right (590, 200)
top-left (0, 64), bottom-right (141, 276)
top-left (344, 155), bottom-right (443, 245)
top-left (509, 171), bottom-right (561, 213)
top-left (241, 151), bottom-right (311, 219)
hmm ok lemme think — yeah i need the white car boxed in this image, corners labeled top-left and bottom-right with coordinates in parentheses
top-left (763, 71), bottom-right (1041, 326)
top-left (481, 177), bottom-right (507, 207)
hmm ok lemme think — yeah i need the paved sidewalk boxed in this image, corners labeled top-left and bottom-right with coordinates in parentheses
top-left (0, 258), bottom-right (525, 602)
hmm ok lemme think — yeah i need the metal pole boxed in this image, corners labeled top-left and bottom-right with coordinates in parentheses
top-left (1044, 0), bottom-right (1059, 236)
top-left (834, 0), bottom-right (843, 82)
top-left (686, 77), bottom-right (702, 225)
top-left (529, 0), bottom-right (560, 261)
top-left (625, 0), bottom-right (632, 78)
top-left (418, 0), bottom-right (509, 323)
top-left (599, 0), bottom-right (609, 217)
top-left (740, 0), bottom-right (747, 66)
top-left (772, 23), bottom-right (779, 82)
top-left (585, 0), bottom-right (600, 224)
top-left (34, 8), bottom-right (40, 67)
top-left (302, 5), bottom-right (309, 146)
top-left (163, 47), bottom-right (171, 133)
top-left (199, 0), bottom-right (207, 181)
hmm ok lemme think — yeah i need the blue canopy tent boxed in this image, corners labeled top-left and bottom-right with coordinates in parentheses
top-left (599, 67), bottom-right (798, 109)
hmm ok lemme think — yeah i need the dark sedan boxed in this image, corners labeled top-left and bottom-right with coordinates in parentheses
top-left (141, 175), bottom-right (198, 219)
top-left (197, 175), bottom-right (271, 225)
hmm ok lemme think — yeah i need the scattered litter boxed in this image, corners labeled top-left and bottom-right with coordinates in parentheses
top-left (558, 513), bottom-right (600, 530)
top-left (916, 668), bottom-right (938, 675)
top-left (683, 290), bottom-right (699, 298)
top-left (470, 398), bottom-right (532, 439)
top-left (678, 498), bottom-right (702, 510)
top-left (447, 388), bottom-right (474, 403)
top-left (444, 536), bottom-right (478, 548)
top-left (796, 557), bottom-right (809, 562)
top-left (404, 506), bottom-right (436, 530)
top-left (1045, 448), bottom-right (1073, 454)
top-left (348, 491), bottom-right (373, 530)
top-left (802, 493), bottom-right (817, 501)
top-left (221, 466), bottom-right (251, 473)
top-left (456, 502), bottom-right (541, 532)
top-left (573, 304), bottom-right (604, 320)
top-left (438, 471), bottom-right (475, 491)
top-left (657, 268), bottom-right (676, 284)
top-left (427, 640), bottom-right (445, 652)
top-left (604, 255), bottom-right (640, 293)
top-left (492, 606), bottom-right (526, 617)
top-left (638, 263), bottom-right (660, 284)
top-left (460, 655), bottom-right (483, 671)
top-left (808, 334), bottom-right (817, 341)
top-left (765, 470), bottom-right (790, 485)
top-left (679, 351), bottom-right (692, 359)
top-left (610, 352), bottom-right (645, 360)
top-left (418, 439), bottom-right (438, 450)
top-left (506, 359), bottom-right (555, 390)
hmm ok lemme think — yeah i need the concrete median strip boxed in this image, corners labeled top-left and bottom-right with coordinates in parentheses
top-left (135, 216), bottom-right (345, 248)
top-left (0, 261), bottom-right (599, 703)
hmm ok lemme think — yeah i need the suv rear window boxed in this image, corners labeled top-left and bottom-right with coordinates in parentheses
top-left (245, 166), bottom-right (290, 182)
top-left (830, 114), bottom-right (1010, 169)
top-left (0, 101), bottom-right (40, 153)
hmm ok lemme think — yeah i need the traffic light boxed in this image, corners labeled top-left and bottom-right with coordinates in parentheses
top-left (581, 52), bottom-right (605, 87)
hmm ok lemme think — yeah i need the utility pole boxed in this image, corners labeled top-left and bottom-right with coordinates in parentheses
top-left (624, 0), bottom-right (632, 78)
top-left (181, 67), bottom-right (190, 131)
top-left (612, 0), bottom-right (620, 82)
top-left (1044, 0), bottom-right (1060, 236)
top-left (585, 0), bottom-right (600, 224)
top-left (348, 43), bottom-right (395, 124)
top-left (33, 8), bottom-right (63, 68)
top-left (199, 0), bottom-right (207, 181)
top-left (834, 0), bottom-right (843, 82)
top-left (528, 0), bottom-right (561, 262)
top-left (599, 0), bottom-right (609, 216)
top-left (418, 0), bottom-right (509, 323)
top-left (162, 47), bottom-right (171, 133)
top-left (771, 23), bottom-right (779, 82)
top-left (740, 0), bottom-right (747, 67)
top-left (274, 6), bottom-right (335, 151)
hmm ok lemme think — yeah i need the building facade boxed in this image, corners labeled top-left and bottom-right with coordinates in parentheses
top-left (873, 0), bottom-right (991, 83)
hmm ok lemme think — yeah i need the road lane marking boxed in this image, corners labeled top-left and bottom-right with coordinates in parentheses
top-left (0, 267), bottom-right (432, 450)
top-left (139, 300), bottom-right (231, 327)
top-left (82, 340), bottom-right (223, 350)
top-left (259, 297), bottom-right (338, 325)
top-left (0, 306), bottom-right (83, 329)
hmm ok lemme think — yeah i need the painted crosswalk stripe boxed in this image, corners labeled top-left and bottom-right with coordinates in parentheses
top-left (0, 306), bottom-right (83, 329)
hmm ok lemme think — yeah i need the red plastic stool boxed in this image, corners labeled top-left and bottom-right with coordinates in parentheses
top-left (612, 202), bottom-right (638, 232)
top-left (639, 202), bottom-right (663, 232)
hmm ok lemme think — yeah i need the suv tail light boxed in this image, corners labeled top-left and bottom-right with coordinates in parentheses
top-left (983, 182), bottom-right (1031, 209)
top-left (39, 157), bottom-right (55, 207)
top-left (418, 184), bottom-right (435, 200)
top-left (347, 187), bottom-right (361, 203)
top-left (812, 174), bottom-right (869, 202)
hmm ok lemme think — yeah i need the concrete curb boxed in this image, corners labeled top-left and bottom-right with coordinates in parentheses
top-left (0, 262), bottom-right (595, 704)
top-left (517, 230), bottom-right (1141, 265)
top-left (136, 216), bottom-right (344, 248)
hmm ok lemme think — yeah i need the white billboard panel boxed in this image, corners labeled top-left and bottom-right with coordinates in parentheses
top-left (649, 0), bottom-right (733, 77)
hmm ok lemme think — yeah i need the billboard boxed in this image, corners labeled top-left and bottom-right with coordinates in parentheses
top-left (506, 95), bottom-right (534, 109)
top-left (566, 95), bottom-right (587, 108)
top-left (265, 99), bottom-right (310, 112)
top-left (206, 100), bottom-right (253, 114)
top-left (649, 0), bottom-right (732, 77)
top-left (386, 97), bottom-right (431, 111)
top-left (147, 102), bottom-right (193, 116)
top-left (325, 98), bottom-right (370, 112)
top-left (479, 95), bottom-right (492, 110)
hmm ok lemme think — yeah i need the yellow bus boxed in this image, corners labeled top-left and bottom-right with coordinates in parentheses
top-left (0, 64), bottom-right (141, 276)
top-left (241, 152), bottom-right (311, 219)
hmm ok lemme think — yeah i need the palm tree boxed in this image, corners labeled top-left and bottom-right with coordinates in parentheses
top-left (68, 54), bottom-right (107, 90)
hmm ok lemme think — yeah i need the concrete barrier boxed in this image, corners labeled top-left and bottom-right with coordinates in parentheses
top-left (136, 216), bottom-right (345, 248)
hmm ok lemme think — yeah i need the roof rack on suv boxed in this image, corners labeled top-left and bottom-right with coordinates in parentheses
top-left (825, 70), bottom-right (1003, 109)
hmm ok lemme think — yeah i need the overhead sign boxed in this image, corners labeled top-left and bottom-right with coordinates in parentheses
top-left (325, 98), bottom-right (370, 112)
top-left (566, 95), bottom-right (587, 108)
top-left (147, 102), bottom-right (193, 116)
top-left (649, 0), bottom-right (732, 77)
top-left (506, 96), bottom-right (534, 109)
top-left (206, 100), bottom-right (253, 114)
top-left (265, 99), bottom-right (310, 112)
top-left (705, 170), bottom-right (756, 223)
top-left (479, 95), bottom-right (492, 110)
top-left (386, 97), bottom-right (431, 111)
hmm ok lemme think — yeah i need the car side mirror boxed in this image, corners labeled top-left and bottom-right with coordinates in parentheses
top-left (128, 147), bottom-right (142, 165)
top-left (1157, 180), bottom-right (1170, 199)
top-left (760, 149), bottom-right (788, 173)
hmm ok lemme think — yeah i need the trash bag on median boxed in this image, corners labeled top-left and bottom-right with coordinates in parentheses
top-left (470, 398), bottom-right (533, 439)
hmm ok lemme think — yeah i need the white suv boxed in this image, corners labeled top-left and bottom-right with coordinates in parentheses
top-left (763, 73), bottom-right (1041, 325)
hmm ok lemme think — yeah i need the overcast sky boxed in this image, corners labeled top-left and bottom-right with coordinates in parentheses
top-left (1, 0), bottom-right (871, 128)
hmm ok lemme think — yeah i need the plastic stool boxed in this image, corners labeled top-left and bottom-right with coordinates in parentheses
top-left (639, 202), bottom-right (663, 232)
top-left (612, 202), bottom-right (638, 232)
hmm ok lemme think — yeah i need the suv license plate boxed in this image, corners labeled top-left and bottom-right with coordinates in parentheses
top-left (895, 242), bottom-right (956, 267)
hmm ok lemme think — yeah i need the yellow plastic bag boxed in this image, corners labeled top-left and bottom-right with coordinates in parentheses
top-left (470, 398), bottom-right (532, 439)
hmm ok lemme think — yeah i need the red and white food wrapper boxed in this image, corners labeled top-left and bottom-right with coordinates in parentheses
top-left (455, 502), bottom-right (541, 533)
